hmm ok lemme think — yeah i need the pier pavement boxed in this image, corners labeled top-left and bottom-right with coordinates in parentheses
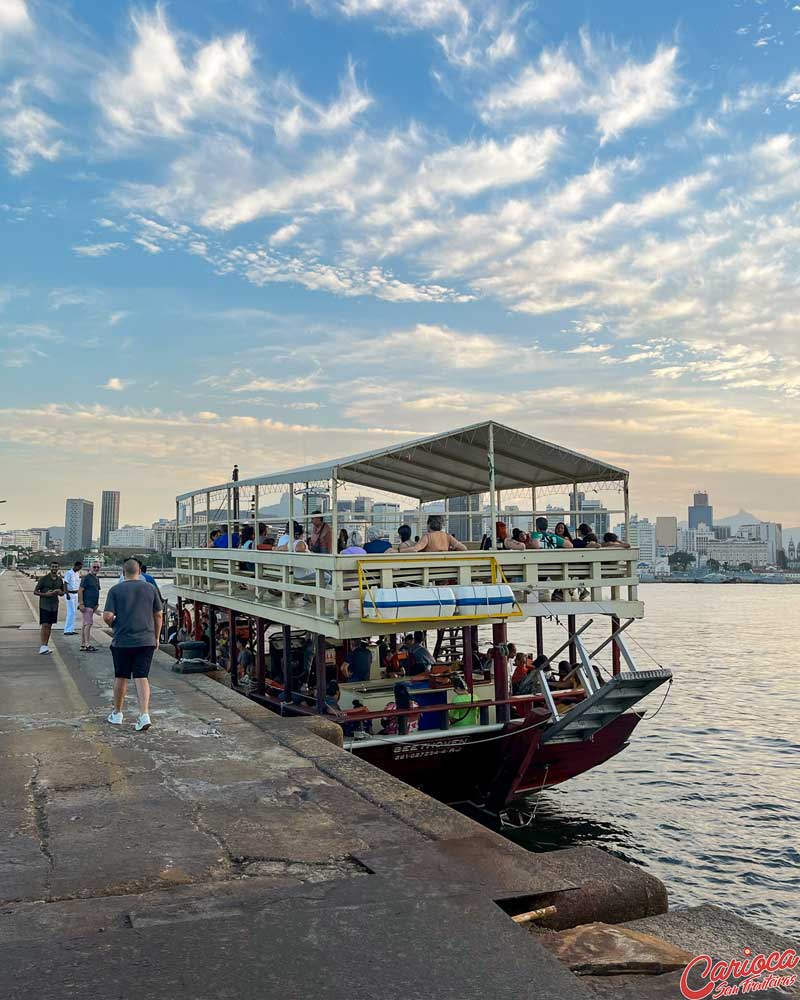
top-left (2, 570), bottom-right (794, 999)
top-left (0, 570), bottom-right (593, 999)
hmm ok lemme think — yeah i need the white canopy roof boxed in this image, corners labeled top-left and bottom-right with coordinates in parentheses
top-left (178, 421), bottom-right (627, 503)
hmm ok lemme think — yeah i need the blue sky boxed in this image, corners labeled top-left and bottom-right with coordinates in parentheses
top-left (1, 0), bottom-right (800, 529)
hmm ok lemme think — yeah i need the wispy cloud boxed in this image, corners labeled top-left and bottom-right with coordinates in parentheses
top-left (96, 4), bottom-right (260, 141)
top-left (0, 81), bottom-right (63, 175)
top-left (73, 242), bottom-right (125, 257)
top-left (274, 59), bottom-right (372, 143)
top-left (482, 32), bottom-right (682, 142)
top-left (100, 376), bottom-right (129, 391)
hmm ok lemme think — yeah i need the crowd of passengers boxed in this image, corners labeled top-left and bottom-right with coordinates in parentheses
top-left (204, 513), bottom-right (632, 554)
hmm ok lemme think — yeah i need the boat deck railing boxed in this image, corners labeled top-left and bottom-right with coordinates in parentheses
top-left (173, 547), bottom-right (642, 639)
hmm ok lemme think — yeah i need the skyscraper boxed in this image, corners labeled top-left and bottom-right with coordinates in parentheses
top-left (688, 491), bottom-right (714, 530)
top-left (64, 499), bottom-right (94, 551)
top-left (100, 490), bottom-right (120, 547)
top-left (655, 516), bottom-right (678, 550)
top-left (446, 495), bottom-right (482, 542)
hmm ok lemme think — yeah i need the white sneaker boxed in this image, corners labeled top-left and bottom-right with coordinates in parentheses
top-left (135, 713), bottom-right (151, 732)
top-left (107, 711), bottom-right (123, 725)
top-left (39, 645), bottom-right (52, 654)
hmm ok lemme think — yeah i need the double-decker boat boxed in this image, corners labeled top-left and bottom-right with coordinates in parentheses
top-left (172, 421), bottom-right (671, 811)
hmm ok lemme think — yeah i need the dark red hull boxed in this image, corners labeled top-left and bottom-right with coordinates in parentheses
top-left (351, 713), bottom-right (642, 808)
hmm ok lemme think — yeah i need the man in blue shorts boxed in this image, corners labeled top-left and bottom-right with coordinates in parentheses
top-left (103, 558), bottom-right (163, 731)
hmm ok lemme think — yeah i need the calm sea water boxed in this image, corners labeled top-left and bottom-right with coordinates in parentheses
top-left (473, 584), bottom-right (800, 939)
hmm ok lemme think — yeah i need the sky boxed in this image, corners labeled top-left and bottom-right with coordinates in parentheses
top-left (1, 0), bottom-right (800, 531)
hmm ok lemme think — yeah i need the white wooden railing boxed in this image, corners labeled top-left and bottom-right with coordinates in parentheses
top-left (173, 547), bottom-right (641, 638)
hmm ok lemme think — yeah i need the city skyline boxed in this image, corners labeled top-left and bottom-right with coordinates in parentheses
top-left (1, 2), bottom-right (799, 526)
top-left (1, 484), bottom-right (796, 537)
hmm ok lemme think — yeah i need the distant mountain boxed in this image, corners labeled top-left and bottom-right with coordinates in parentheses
top-left (715, 510), bottom-right (763, 529)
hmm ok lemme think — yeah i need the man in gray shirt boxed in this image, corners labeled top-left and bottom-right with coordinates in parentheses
top-left (103, 558), bottom-right (163, 731)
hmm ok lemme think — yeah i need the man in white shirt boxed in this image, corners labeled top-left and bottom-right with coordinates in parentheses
top-left (63, 560), bottom-right (82, 636)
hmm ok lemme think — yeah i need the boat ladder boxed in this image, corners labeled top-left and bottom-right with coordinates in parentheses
top-left (536, 629), bottom-right (672, 744)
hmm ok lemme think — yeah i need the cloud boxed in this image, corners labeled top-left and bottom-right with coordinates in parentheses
top-left (100, 377), bottom-right (129, 391)
top-left (482, 34), bottom-right (682, 142)
top-left (0, 0), bottom-right (32, 39)
top-left (269, 222), bottom-right (301, 245)
top-left (109, 311), bottom-right (129, 325)
top-left (274, 59), bottom-right (372, 144)
top-left (73, 242), bottom-right (125, 257)
top-left (96, 5), bottom-right (259, 140)
top-left (0, 81), bottom-right (63, 174)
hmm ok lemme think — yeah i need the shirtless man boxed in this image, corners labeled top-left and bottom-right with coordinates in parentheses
top-left (404, 515), bottom-right (466, 552)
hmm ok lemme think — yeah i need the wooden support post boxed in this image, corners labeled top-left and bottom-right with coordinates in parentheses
top-left (462, 625), bottom-right (474, 693)
top-left (228, 608), bottom-right (237, 689)
top-left (492, 621), bottom-right (509, 723)
top-left (282, 624), bottom-right (292, 700)
top-left (611, 614), bottom-right (621, 676)
top-left (535, 617), bottom-right (544, 659)
top-left (208, 607), bottom-right (217, 665)
top-left (568, 613), bottom-right (577, 666)
top-left (255, 618), bottom-right (266, 696)
top-left (315, 634), bottom-right (327, 715)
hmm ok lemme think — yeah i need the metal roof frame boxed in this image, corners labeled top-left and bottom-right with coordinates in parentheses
top-left (177, 421), bottom-right (628, 503)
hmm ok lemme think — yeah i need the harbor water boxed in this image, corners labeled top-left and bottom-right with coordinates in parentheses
top-left (478, 584), bottom-right (799, 938)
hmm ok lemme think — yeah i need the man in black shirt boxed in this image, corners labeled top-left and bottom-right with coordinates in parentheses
top-left (33, 562), bottom-right (64, 655)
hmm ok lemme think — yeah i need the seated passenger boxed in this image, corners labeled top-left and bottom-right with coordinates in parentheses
top-left (517, 654), bottom-right (550, 696)
top-left (342, 638), bottom-right (372, 682)
top-left (404, 515), bottom-right (466, 552)
top-left (239, 525), bottom-right (256, 573)
top-left (504, 528), bottom-right (528, 551)
top-left (404, 632), bottom-right (435, 675)
top-left (511, 652), bottom-right (532, 694)
top-left (208, 529), bottom-right (222, 547)
top-left (337, 528), bottom-right (349, 553)
top-left (308, 511), bottom-right (332, 554)
top-left (531, 516), bottom-right (573, 549)
top-left (551, 659), bottom-right (581, 690)
top-left (324, 680), bottom-right (342, 713)
top-left (276, 521), bottom-right (308, 553)
top-left (572, 523), bottom-right (600, 548)
top-left (381, 682), bottom-right (421, 735)
top-left (396, 524), bottom-right (414, 551)
top-left (554, 522), bottom-right (574, 545)
top-left (364, 527), bottom-right (392, 553)
top-left (495, 521), bottom-right (509, 549)
top-left (603, 532), bottom-right (631, 548)
top-left (236, 637), bottom-right (255, 683)
top-left (340, 529), bottom-right (367, 555)
top-left (449, 674), bottom-right (479, 727)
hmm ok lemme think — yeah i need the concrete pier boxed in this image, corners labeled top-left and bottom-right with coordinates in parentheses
top-left (1, 571), bottom-right (795, 999)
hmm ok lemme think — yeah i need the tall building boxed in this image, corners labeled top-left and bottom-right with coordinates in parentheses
top-left (108, 525), bottom-right (154, 548)
top-left (688, 490), bottom-right (714, 530)
top-left (100, 490), bottom-right (121, 547)
top-left (619, 515), bottom-right (656, 565)
top-left (655, 516), bottom-right (678, 550)
top-left (737, 522), bottom-right (783, 564)
top-left (572, 493), bottom-right (610, 536)
top-left (64, 499), bottom-right (94, 552)
top-left (372, 503), bottom-right (402, 537)
top-left (446, 495), bottom-right (482, 542)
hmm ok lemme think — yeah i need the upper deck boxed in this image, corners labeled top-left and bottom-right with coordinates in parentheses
top-left (173, 420), bottom-right (641, 638)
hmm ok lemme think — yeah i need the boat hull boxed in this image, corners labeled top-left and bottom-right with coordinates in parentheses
top-left (350, 712), bottom-right (642, 807)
